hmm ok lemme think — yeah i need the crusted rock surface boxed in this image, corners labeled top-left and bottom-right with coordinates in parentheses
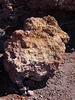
top-left (4, 16), bottom-right (69, 86)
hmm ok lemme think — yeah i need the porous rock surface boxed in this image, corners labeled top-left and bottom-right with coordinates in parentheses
top-left (4, 16), bottom-right (69, 86)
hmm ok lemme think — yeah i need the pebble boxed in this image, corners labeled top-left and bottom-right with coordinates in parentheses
top-left (0, 54), bottom-right (3, 58)
top-left (27, 90), bottom-right (34, 96)
top-left (20, 87), bottom-right (27, 95)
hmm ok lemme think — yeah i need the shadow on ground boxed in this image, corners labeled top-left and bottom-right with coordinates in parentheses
top-left (0, 55), bottom-right (20, 97)
top-left (23, 71), bottom-right (54, 90)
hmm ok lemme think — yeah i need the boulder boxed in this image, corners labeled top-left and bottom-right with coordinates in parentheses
top-left (4, 15), bottom-right (69, 87)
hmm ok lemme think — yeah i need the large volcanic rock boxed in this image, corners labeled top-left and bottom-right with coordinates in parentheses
top-left (4, 15), bottom-right (69, 87)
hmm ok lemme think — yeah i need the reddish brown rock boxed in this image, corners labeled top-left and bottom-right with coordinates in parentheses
top-left (4, 15), bottom-right (69, 87)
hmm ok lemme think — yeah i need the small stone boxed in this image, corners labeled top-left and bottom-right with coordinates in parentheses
top-left (20, 86), bottom-right (30, 95)
top-left (27, 90), bottom-right (34, 96)
top-left (20, 87), bottom-right (27, 95)
top-left (0, 54), bottom-right (3, 58)
top-left (40, 95), bottom-right (43, 98)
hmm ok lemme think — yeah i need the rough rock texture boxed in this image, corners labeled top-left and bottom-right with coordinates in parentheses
top-left (4, 16), bottom-right (69, 87)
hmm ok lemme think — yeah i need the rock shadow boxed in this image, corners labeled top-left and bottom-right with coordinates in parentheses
top-left (61, 20), bottom-right (75, 53)
top-left (23, 71), bottom-right (55, 90)
top-left (0, 55), bottom-right (20, 97)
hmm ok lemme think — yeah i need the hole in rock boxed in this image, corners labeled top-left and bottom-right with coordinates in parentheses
top-left (10, 52), bottom-right (16, 59)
